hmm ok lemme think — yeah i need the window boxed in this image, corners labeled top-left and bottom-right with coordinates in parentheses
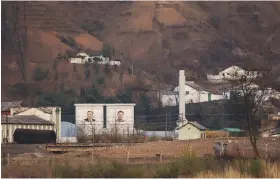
top-left (208, 93), bottom-right (211, 101)
top-left (185, 91), bottom-right (189, 95)
top-left (103, 105), bottom-right (107, 128)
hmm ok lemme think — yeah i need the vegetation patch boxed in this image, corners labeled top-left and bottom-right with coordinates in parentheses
top-left (33, 67), bottom-right (49, 81)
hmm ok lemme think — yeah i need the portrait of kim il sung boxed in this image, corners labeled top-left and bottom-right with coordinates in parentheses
top-left (84, 111), bottom-right (95, 122)
top-left (116, 110), bottom-right (124, 122)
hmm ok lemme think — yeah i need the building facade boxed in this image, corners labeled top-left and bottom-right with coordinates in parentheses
top-left (1, 115), bottom-right (55, 143)
top-left (207, 66), bottom-right (264, 83)
top-left (74, 103), bottom-right (135, 135)
top-left (69, 52), bottom-right (121, 66)
top-left (161, 81), bottom-right (230, 106)
top-left (176, 121), bottom-right (207, 140)
top-left (1, 103), bottom-right (62, 143)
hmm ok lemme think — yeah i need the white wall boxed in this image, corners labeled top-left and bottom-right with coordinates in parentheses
top-left (161, 94), bottom-right (178, 106)
top-left (106, 104), bottom-right (135, 134)
top-left (207, 66), bottom-right (261, 83)
top-left (74, 103), bottom-right (135, 135)
top-left (75, 104), bottom-right (104, 135)
top-left (178, 123), bottom-right (203, 140)
top-left (12, 107), bottom-right (61, 139)
top-left (161, 84), bottom-right (229, 106)
top-left (15, 108), bottom-right (51, 121)
top-left (143, 131), bottom-right (176, 138)
top-left (69, 52), bottom-right (121, 66)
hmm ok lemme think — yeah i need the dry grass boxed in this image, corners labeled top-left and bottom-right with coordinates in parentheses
top-left (206, 130), bottom-right (229, 138)
top-left (3, 152), bottom-right (280, 178)
top-left (119, 6), bottom-right (155, 33)
top-left (195, 166), bottom-right (252, 178)
top-left (74, 33), bottom-right (103, 51)
top-left (155, 8), bottom-right (187, 27)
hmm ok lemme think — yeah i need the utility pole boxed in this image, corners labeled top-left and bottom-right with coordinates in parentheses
top-left (6, 114), bottom-right (8, 146)
top-left (131, 63), bottom-right (134, 76)
top-left (165, 113), bottom-right (168, 138)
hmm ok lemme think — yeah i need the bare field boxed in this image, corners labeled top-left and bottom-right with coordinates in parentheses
top-left (5, 138), bottom-right (280, 164)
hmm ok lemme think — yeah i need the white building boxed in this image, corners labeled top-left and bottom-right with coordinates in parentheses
top-left (175, 120), bottom-right (207, 140)
top-left (1, 102), bottom-right (61, 143)
top-left (161, 81), bottom-right (230, 106)
top-left (207, 66), bottom-right (262, 83)
top-left (74, 103), bottom-right (136, 135)
top-left (69, 52), bottom-right (121, 66)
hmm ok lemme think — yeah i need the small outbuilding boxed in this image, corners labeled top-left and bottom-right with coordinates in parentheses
top-left (176, 121), bottom-right (207, 140)
top-left (222, 128), bottom-right (244, 137)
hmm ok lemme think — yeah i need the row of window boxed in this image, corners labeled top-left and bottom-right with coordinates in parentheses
top-left (222, 71), bottom-right (262, 77)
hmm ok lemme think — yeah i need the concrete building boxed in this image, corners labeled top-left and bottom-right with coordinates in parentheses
top-left (161, 81), bottom-right (230, 106)
top-left (1, 115), bottom-right (55, 143)
top-left (74, 103), bottom-right (136, 135)
top-left (69, 51), bottom-right (121, 66)
top-left (176, 121), bottom-right (207, 140)
top-left (1, 102), bottom-right (62, 143)
top-left (207, 65), bottom-right (263, 83)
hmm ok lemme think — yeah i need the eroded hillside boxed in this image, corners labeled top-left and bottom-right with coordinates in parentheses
top-left (2, 1), bottom-right (280, 102)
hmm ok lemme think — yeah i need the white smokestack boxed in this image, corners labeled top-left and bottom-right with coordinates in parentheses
top-left (179, 70), bottom-right (186, 123)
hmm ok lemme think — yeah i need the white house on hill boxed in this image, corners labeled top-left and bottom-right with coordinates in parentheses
top-left (69, 52), bottom-right (121, 66)
top-left (161, 81), bottom-right (230, 106)
top-left (207, 65), bottom-right (263, 83)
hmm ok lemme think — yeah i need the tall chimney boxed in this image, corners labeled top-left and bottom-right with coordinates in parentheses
top-left (179, 70), bottom-right (186, 123)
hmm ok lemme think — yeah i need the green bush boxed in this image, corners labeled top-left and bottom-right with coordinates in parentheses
top-left (81, 20), bottom-right (105, 34)
top-left (101, 43), bottom-right (113, 58)
top-left (33, 67), bottom-right (49, 81)
top-left (148, 136), bottom-right (159, 142)
top-left (97, 76), bottom-right (105, 85)
top-left (154, 163), bottom-right (179, 178)
top-left (57, 35), bottom-right (78, 49)
top-left (209, 16), bottom-right (220, 29)
top-left (248, 159), bottom-right (263, 178)
top-left (84, 69), bottom-right (91, 79)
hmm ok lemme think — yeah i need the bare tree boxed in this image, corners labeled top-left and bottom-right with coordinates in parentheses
top-left (229, 68), bottom-right (274, 158)
top-left (11, 2), bottom-right (28, 83)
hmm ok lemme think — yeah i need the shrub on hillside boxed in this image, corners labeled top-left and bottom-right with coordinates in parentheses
top-left (97, 76), bottom-right (105, 85)
top-left (33, 67), bottom-right (49, 81)
top-left (209, 16), bottom-right (220, 29)
top-left (84, 69), bottom-right (91, 80)
top-left (57, 35), bottom-right (79, 49)
top-left (80, 20), bottom-right (105, 34)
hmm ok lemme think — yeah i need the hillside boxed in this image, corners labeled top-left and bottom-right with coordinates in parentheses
top-left (2, 1), bottom-right (280, 104)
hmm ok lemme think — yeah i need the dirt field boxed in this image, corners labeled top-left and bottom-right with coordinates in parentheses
top-left (5, 138), bottom-right (280, 164)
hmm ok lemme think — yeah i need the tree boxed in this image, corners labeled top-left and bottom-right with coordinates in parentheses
top-left (229, 68), bottom-right (274, 158)
top-left (104, 64), bottom-right (111, 74)
top-left (84, 69), bottom-right (91, 80)
top-left (101, 43), bottom-right (113, 59)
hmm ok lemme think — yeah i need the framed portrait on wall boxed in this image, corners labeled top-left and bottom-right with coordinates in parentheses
top-left (84, 111), bottom-right (95, 122)
top-left (116, 110), bottom-right (124, 122)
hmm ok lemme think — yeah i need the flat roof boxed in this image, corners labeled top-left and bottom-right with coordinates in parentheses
top-left (74, 103), bottom-right (136, 106)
